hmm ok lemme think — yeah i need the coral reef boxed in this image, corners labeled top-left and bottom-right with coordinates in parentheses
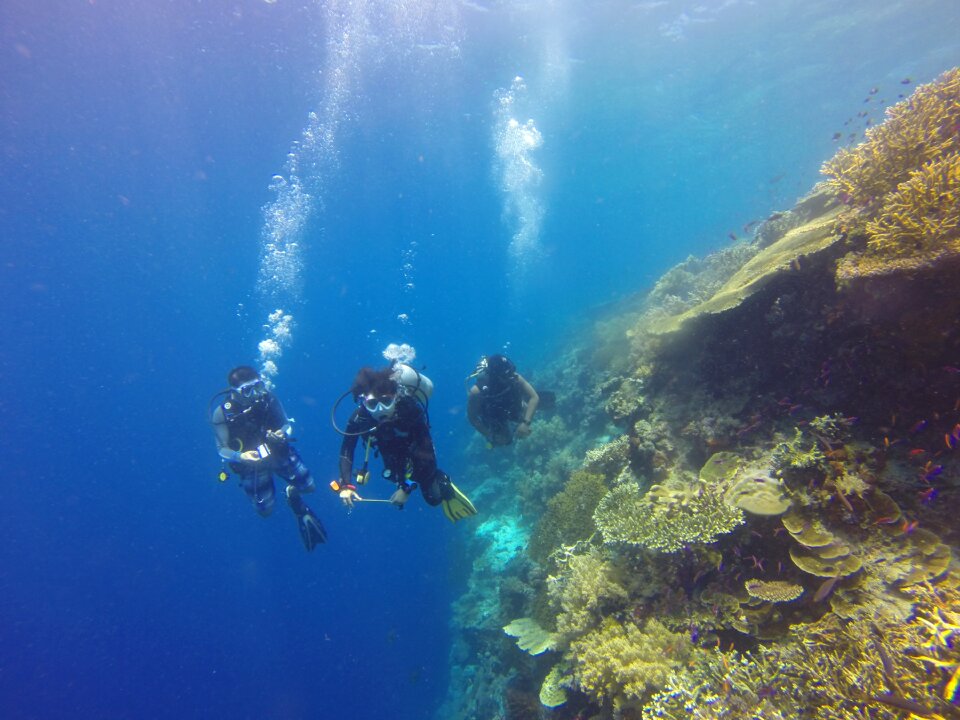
top-left (594, 480), bottom-right (745, 553)
top-left (569, 617), bottom-right (692, 715)
top-left (529, 469), bottom-right (608, 566)
top-left (504, 617), bottom-right (563, 656)
top-left (440, 66), bottom-right (960, 720)
top-left (548, 546), bottom-right (629, 637)
top-left (822, 67), bottom-right (960, 210)
top-left (823, 67), bottom-right (960, 282)
top-left (838, 152), bottom-right (960, 279)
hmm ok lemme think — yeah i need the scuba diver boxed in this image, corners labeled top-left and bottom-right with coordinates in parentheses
top-left (332, 362), bottom-right (477, 523)
top-left (210, 366), bottom-right (327, 550)
top-left (466, 354), bottom-right (541, 447)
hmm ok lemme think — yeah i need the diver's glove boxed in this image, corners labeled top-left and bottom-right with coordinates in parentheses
top-left (339, 484), bottom-right (361, 508)
top-left (390, 481), bottom-right (417, 509)
top-left (329, 480), bottom-right (361, 508)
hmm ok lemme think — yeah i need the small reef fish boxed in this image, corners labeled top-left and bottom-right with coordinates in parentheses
top-left (812, 576), bottom-right (839, 602)
top-left (901, 77), bottom-right (912, 84)
top-left (919, 487), bottom-right (938, 504)
top-left (869, 87), bottom-right (879, 95)
top-left (910, 419), bottom-right (929, 433)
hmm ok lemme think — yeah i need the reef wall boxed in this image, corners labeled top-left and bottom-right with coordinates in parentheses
top-left (440, 67), bottom-right (960, 720)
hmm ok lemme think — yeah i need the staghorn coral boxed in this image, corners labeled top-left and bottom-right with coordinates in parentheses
top-left (837, 153), bottom-right (960, 279)
top-left (569, 616), bottom-right (692, 714)
top-left (642, 647), bottom-right (804, 719)
top-left (594, 480), bottom-right (745, 553)
top-left (822, 67), bottom-right (960, 283)
top-left (822, 67), bottom-right (960, 211)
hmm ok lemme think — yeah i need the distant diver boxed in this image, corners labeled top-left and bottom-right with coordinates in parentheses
top-left (466, 354), bottom-right (550, 447)
top-left (210, 366), bottom-right (326, 550)
top-left (332, 362), bottom-right (477, 523)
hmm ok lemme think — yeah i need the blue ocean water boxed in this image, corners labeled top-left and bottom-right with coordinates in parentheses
top-left (1, 1), bottom-right (958, 718)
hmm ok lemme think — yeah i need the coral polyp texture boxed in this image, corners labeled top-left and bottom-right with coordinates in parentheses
top-left (569, 617), bottom-right (692, 714)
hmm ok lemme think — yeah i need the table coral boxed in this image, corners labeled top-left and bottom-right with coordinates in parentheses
top-left (594, 480), bottom-right (745, 553)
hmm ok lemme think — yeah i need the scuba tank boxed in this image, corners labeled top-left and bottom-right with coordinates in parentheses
top-left (393, 363), bottom-right (433, 406)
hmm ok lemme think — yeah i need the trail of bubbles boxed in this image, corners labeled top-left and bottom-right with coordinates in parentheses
top-left (253, 2), bottom-right (366, 380)
top-left (493, 76), bottom-right (545, 280)
top-left (251, 1), bottom-right (463, 379)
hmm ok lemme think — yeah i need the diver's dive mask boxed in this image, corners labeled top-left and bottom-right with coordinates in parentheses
top-left (362, 393), bottom-right (397, 420)
top-left (235, 378), bottom-right (267, 401)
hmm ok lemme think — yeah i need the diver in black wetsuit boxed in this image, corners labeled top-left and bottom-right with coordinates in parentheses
top-left (210, 366), bottom-right (326, 550)
top-left (335, 364), bottom-right (477, 523)
top-left (466, 354), bottom-right (540, 447)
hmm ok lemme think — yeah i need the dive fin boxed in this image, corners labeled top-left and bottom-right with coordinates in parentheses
top-left (441, 481), bottom-right (478, 523)
top-left (287, 486), bottom-right (327, 550)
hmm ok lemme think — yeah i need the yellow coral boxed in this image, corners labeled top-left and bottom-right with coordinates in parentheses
top-left (569, 617), bottom-right (692, 712)
top-left (594, 480), bottom-right (744, 552)
top-left (503, 617), bottom-right (563, 655)
top-left (539, 664), bottom-right (569, 708)
top-left (837, 153), bottom-right (960, 279)
top-left (744, 579), bottom-right (804, 603)
top-left (548, 547), bottom-right (629, 636)
top-left (822, 67), bottom-right (960, 209)
top-left (821, 67), bottom-right (960, 282)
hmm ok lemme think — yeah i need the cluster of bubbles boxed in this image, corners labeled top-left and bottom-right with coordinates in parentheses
top-left (258, 309), bottom-right (295, 382)
top-left (493, 76), bottom-right (545, 271)
top-left (251, 1), bottom-right (465, 377)
top-left (382, 342), bottom-right (416, 365)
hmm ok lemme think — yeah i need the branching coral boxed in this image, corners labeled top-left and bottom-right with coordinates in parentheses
top-left (594, 480), bottom-right (745, 553)
top-left (547, 546), bottom-right (629, 637)
top-left (584, 435), bottom-right (632, 477)
top-left (569, 616), bottom-right (692, 714)
top-left (837, 152), bottom-right (960, 279)
top-left (822, 66), bottom-right (960, 282)
top-left (822, 67), bottom-right (960, 210)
